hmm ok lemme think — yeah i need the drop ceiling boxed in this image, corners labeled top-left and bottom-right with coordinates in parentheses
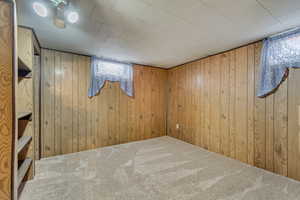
top-left (17, 0), bottom-right (300, 68)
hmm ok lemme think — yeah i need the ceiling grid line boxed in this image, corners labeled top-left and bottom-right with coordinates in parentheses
top-left (255, 0), bottom-right (282, 24)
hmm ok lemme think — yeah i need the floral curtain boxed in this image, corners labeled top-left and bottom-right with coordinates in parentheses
top-left (88, 56), bottom-right (133, 97)
top-left (258, 28), bottom-right (300, 97)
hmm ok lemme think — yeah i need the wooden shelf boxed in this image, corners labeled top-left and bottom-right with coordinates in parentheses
top-left (18, 158), bottom-right (32, 187)
top-left (18, 57), bottom-right (32, 78)
top-left (17, 112), bottom-right (32, 121)
top-left (17, 136), bottom-right (32, 154)
top-left (24, 72), bottom-right (32, 79)
top-left (15, 26), bottom-right (39, 199)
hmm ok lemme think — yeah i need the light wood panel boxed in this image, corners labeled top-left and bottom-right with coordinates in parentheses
top-left (167, 41), bottom-right (300, 181)
top-left (0, 1), bottom-right (14, 199)
top-left (17, 27), bottom-right (35, 182)
top-left (288, 68), bottom-right (300, 180)
top-left (41, 49), bottom-right (167, 158)
top-left (33, 55), bottom-right (40, 160)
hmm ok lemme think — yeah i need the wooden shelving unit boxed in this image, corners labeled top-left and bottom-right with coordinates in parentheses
top-left (15, 26), bottom-right (41, 198)
top-left (17, 158), bottom-right (33, 187)
top-left (17, 112), bottom-right (32, 121)
top-left (0, 1), bottom-right (15, 199)
top-left (17, 136), bottom-right (32, 154)
top-left (18, 57), bottom-right (32, 78)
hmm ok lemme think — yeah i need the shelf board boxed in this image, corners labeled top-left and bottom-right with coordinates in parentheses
top-left (17, 112), bottom-right (32, 121)
top-left (18, 57), bottom-right (32, 78)
top-left (18, 158), bottom-right (32, 187)
top-left (24, 72), bottom-right (32, 79)
top-left (17, 136), bottom-right (32, 154)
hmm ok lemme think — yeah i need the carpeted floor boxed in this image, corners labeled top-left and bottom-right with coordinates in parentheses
top-left (20, 136), bottom-right (300, 200)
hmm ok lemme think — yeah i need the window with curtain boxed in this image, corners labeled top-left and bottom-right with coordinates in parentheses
top-left (88, 56), bottom-right (133, 97)
top-left (258, 28), bottom-right (300, 97)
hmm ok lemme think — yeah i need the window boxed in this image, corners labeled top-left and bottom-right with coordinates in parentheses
top-left (95, 60), bottom-right (127, 78)
top-left (88, 57), bottom-right (133, 97)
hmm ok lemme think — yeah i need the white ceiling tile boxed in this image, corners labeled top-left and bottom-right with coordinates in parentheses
top-left (201, 0), bottom-right (280, 30)
top-left (258, 0), bottom-right (300, 21)
top-left (16, 0), bottom-right (300, 68)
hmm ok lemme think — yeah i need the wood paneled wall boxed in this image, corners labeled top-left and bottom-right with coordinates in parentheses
top-left (33, 55), bottom-right (40, 160)
top-left (0, 1), bottom-right (14, 199)
top-left (41, 49), bottom-right (167, 158)
top-left (167, 41), bottom-right (300, 181)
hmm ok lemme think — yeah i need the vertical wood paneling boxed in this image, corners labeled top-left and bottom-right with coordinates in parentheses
top-left (119, 86), bottom-right (128, 144)
top-left (274, 78), bottom-right (288, 176)
top-left (199, 60), bottom-right (205, 147)
top-left (151, 70), bottom-right (159, 138)
top-left (33, 55), bottom-right (40, 160)
top-left (61, 53), bottom-right (73, 154)
top-left (247, 45), bottom-right (255, 165)
top-left (54, 51), bottom-right (62, 155)
top-left (72, 55), bottom-right (79, 152)
top-left (78, 56), bottom-right (87, 151)
top-left (235, 47), bottom-right (248, 163)
top-left (288, 68), bottom-right (300, 181)
top-left (113, 82), bottom-right (120, 144)
top-left (99, 81), bottom-right (109, 146)
top-left (167, 41), bottom-right (300, 181)
top-left (210, 56), bottom-right (221, 153)
top-left (144, 70), bottom-right (151, 140)
top-left (136, 68), bottom-right (143, 141)
top-left (192, 62), bottom-right (198, 144)
top-left (229, 50), bottom-right (236, 159)
top-left (177, 67), bottom-right (185, 141)
top-left (186, 64), bottom-right (193, 144)
top-left (172, 69), bottom-right (180, 139)
top-left (158, 69), bottom-right (165, 137)
top-left (254, 42), bottom-right (266, 169)
top-left (220, 53), bottom-right (230, 157)
top-left (167, 69), bottom-right (178, 138)
top-left (42, 50), bottom-right (55, 157)
top-left (86, 59), bottom-right (93, 148)
top-left (265, 93), bottom-right (274, 172)
top-left (41, 49), bottom-right (167, 158)
top-left (203, 58), bottom-right (210, 149)
top-left (161, 70), bottom-right (167, 137)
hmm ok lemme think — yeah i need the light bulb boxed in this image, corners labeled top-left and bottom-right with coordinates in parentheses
top-left (33, 2), bottom-right (48, 17)
top-left (67, 11), bottom-right (79, 24)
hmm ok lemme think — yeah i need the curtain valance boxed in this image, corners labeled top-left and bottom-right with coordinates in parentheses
top-left (258, 28), bottom-right (300, 97)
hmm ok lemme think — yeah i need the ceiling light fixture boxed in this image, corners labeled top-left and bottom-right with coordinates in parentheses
top-left (67, 11), bottom-right (79, 23)
top-left (33, 2), bottom-right (48, 17)
top-left (53, 1), bottom-right (67, 28)
top-left (33, 0), bottom-right (79, 28)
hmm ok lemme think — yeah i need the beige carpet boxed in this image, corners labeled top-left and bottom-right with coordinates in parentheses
top-left (20, 136), bottom-right (300, 200)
